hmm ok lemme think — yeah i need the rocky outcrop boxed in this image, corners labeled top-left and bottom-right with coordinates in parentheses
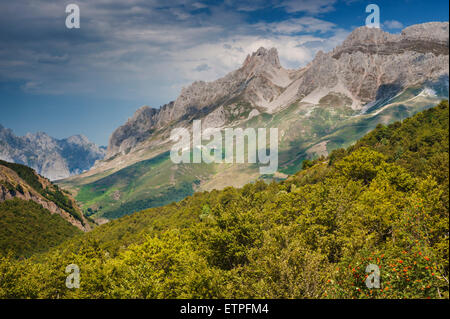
top-left (296, 22), bottom-right (449, 105)
top-left (0, 126), bottom-right (106, 180)
top-left (0, 163), bottom-right (91, 231)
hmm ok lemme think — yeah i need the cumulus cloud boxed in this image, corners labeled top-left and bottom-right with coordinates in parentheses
top-left (280, 0), bottom-right (337, 13)
top-left (258, 17), bottom-right (337, 34)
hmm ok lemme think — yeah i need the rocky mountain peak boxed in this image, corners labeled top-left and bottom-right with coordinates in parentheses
top-left (130, 105), bottom-right (158, 121)
top-left (106, 46), bottom-right (289, 159)
top-left (106, 106), bottom-right (160, 157)
top-left (26, 131), bottom-right (52, 140)
top-left (125, 105), bottom-right (159, 132)
top-left (65, 134), bottom-right (90, 145)
top-left (299, 22), bottom-right (449, 107)
top-left (243, 47), bottom-right (281, 68)
top-left (334, 22), bottom-right (449, 57)
top-left (339, 26), bottom-right (397, 49)
top-left (401, 21), bottom-right (449, 43)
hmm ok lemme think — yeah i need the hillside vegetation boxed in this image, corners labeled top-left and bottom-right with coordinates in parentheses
top-left (0, 101), bottom-right (448, 299)
top-left (0, 199), bottom-right (81, 259)
top-left (0, 160), bottom-right (84, 222)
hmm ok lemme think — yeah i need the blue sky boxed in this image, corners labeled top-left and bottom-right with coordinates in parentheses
top-left (0, 0), bottom-right (448, 146)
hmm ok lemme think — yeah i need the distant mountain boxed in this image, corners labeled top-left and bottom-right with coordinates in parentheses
top-left (59, 22), bottom-right (449, 219)
top-left (0, 126), bottom-right (106, 180)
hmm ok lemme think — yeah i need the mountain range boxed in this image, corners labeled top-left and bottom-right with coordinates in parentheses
top-left (57, 22), bottom-right (449, 220)
top-left (0, 126), bottom-right (106, 181)
top-left (105, 22), bottom-right (449, 161)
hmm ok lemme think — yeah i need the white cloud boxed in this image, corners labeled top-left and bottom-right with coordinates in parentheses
top-left (384, 20), bottom-right (404, 30)
top-left (164, 27), bottom-right (349, 94)
top-left (280, 0), bottom-right (337, 14)
top-left (258, 17), bottom-right (336, 34)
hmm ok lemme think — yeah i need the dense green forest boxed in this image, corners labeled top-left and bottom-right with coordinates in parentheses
top-left (0, 101), bottom-right (448, 299)
top-left (0, 199), bottom-right (81, 258)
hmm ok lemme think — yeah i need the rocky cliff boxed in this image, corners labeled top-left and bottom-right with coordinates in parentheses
top-left (296, 22), bottom-right (449, 106)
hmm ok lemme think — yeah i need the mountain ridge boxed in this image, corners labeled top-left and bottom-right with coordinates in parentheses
top-left (106, 46), bottom-right (295, 158)
top-left (106, 22), bottom-right (448, 160)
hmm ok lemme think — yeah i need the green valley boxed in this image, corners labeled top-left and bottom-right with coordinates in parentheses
top-left (60, 84), bottom-right (447, 220)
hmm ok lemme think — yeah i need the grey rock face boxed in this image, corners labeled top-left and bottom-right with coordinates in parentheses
top-left (106, 22), bottom-right (449, 159)
top-left (107, 106), bottom-right (159, 157)
top-left (401, 22), bottom-right (449, 43)
top-left (0, 126), bottom-right (106, 180)
top-left (297, 23), bottom-right (449, 104)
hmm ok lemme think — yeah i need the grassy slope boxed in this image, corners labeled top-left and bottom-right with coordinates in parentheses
top-left (76, 152), bottom-right (217, 219)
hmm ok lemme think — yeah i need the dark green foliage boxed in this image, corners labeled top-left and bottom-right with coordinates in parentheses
top-left (301, 159), bottom-right (314, 170)
top-left (336, 100), bottom-right (449, 179)
top-left (0, 199), bottom-right (81, 258)
top-left (0, 160), bottom-right (43, 192)
top-left (101, 181), bottom-right (195, 219)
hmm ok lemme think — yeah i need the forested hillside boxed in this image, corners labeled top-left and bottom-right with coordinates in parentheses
top-left (0, 199), bottom-right (81, 258)
top-left (0, 160), bottom-right (93, 260)
top-left (0, 101), bottom-right (448, 299)
top-left (0, 159), bottom-right (85, 223)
